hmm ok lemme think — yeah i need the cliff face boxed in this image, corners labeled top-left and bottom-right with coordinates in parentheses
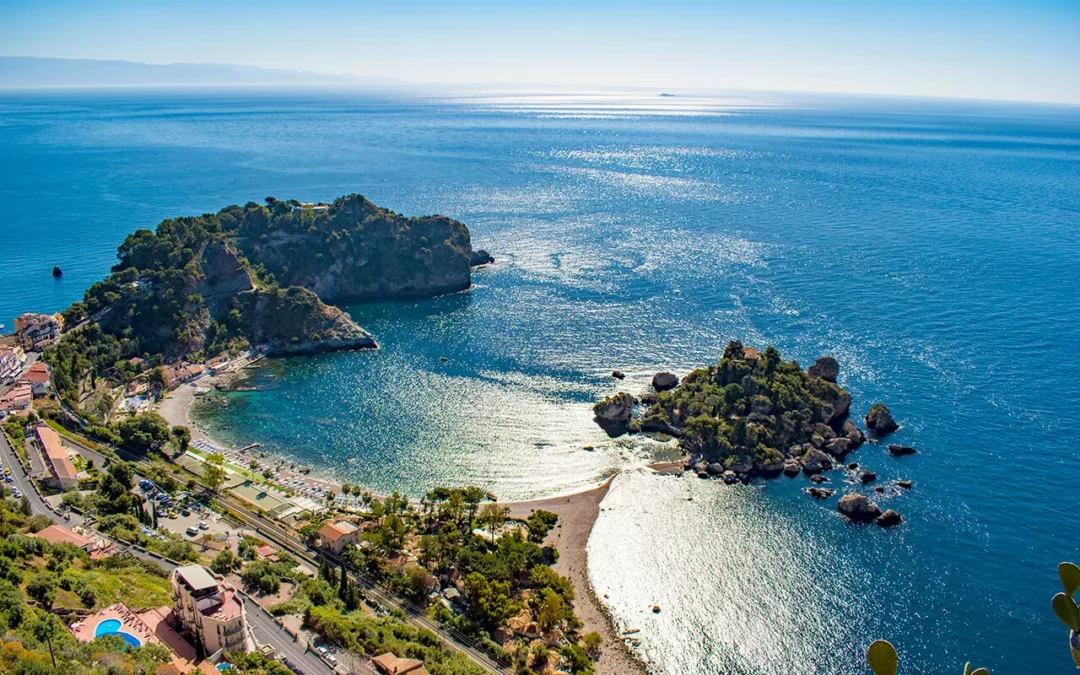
top-left (233, 194), bottom-right (474, 302)
top-left (237, 286), bottom-right (377, 355)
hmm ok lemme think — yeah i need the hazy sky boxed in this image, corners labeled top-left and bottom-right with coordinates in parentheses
top-left (2, 0), bottom-right (1078, 104)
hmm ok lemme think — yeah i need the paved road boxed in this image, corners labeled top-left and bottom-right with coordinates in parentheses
top-left (0, 430), bottom-right (343, 675)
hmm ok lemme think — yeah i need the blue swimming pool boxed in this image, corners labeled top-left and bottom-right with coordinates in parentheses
top-left (94, 618), bottom-right (143, 647)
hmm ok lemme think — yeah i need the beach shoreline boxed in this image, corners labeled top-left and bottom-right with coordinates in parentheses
top-left (158, 375), bottom-right (657, 674)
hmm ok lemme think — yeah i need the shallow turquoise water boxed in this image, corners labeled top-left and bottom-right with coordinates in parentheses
top-left (2, 88), bottom-right (1078, 673)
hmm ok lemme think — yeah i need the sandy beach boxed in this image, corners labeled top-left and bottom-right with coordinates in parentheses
top-left (508, 479), bottom-right (650, 675)
top-left (159, 377), bottom-right (651, 674)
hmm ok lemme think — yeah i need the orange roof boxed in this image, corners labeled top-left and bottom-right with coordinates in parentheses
top-left (372, 653), bottom-right (428, 675)
top-left (319, 520), bottom-right (359, 542)
top-left (20, 362), bottom-right (49, 384)
top-left (743, 347), bottom-right (761, 360)
top-left (30, 524), bottom-right (94, 549)
top-left (35, 424), bottom-right (77, 482)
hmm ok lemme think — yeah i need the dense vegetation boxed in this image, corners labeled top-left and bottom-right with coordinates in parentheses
top-left (0, 483), bottom-right (181, 675)
top-left (44, 193), bottom-right (468, 410)
top-left (635, 341), bottom-right (855, 472)
top-left (287, 485), bottom-right (597, 675)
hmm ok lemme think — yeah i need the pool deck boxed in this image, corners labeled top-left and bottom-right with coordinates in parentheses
top-left (69, 602), bottom-right (217, 675)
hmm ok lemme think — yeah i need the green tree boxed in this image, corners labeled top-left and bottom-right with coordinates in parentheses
top-left (117, 412), bottom-right (172, 454)
top-left (478, 502), bottom-right (508, 540)
top-left (171, 425), bottom-right (191, 453)
top-left (211, 548), bottom-right (241, 575)
top-left (204, 452), bottom-right (227, 492)
top-left (26, 572), bottom-right (58, 610)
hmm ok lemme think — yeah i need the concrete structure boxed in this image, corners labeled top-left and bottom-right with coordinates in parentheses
top-left (318, 520), bottom-right (360, 554)
top-left (372, 653), bottom-right (430, 675)
top-left (35, 424), bottom-right (78, 490)
top-left (170, 564), bottom-right (253, 657)
top-left (14, 313), bottom-right (62, 349)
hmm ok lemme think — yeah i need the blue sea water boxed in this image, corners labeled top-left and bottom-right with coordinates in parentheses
top-left (2, 87), bottom-right (1079, 674)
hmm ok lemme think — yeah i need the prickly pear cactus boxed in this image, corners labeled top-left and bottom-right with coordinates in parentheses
top-left (1054, 562), bottom-right (1080, 668)
top-left (867, 640), bottom-right (898, 675)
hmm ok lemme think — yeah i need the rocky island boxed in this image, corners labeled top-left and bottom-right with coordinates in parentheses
top-left (594, 341), bottom-right (913, 525)
top-left (45, 194), bottom-right (487, 409)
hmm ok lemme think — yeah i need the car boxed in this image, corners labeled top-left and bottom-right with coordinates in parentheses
top-left (4, 475), bottom-right (11, 483)
top-left (181, 509), bottom-right (191, 517)
top-left (198, 521), bottom-right (208, 530)
top-left (186, 526), bottom-right (199, 537)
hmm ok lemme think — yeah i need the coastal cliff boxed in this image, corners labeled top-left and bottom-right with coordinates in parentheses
top-left (44, 194), bottom-right (479, 405)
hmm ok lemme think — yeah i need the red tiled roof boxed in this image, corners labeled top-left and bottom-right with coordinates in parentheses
top-left (20, 362), bottom-right (49, 384)
top-left (30, 524), bottom-right (94, 549)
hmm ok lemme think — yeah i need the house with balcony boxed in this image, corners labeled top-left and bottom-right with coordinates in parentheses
top-left (14, 313), bottom-right (63, 350)
top-left (0, 346), bottom-right (26, 384)
top-left (170, 564), bottom-right (253, 658)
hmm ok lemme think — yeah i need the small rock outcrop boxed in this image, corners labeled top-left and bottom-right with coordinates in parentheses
top-left (611, 370), bottom-right (626, 380)
top-left (887, 444), bottom-right (918, 456)
top-left (877, 510), bottom-right (903, 527)
top-left (52, 266), bottom-right (64, 278)
top-left (783, 460), bottom-right (801, 476)
top-left (837, 493), bottom-right (882, 521)
top-left (808, 356), bottom-right (839, 383)
top-left (592, 392), bottom-right (637, 435)
top-left (860, 471), bottom-right (877, 483)
top-left (865, 403), bottom-right (899, 435)
top-left (807, 487), bottom-right (836, 499)
top-left (895, 480), bottom-right (913, 490)
top-left (800, 449), bottom-right (833, 474)
top-left (652, 372), bottom-right (679, 391)
top-left (470, 249), bottom-right (495, 266)
top-left (842, 419), bottom-right (866, 447)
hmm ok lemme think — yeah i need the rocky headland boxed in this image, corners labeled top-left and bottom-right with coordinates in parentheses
top-left (45, 194), bottom-right (488, 401)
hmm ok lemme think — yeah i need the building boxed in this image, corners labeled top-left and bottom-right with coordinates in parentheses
top-left (0, 383), bottom-right (32, 414)
top-left (205, 354), bottom-right (231, 374)
top-left (318, 520), bottom-right (360, 555)
top-left (29, 524), bottom-right (98, 552)
top-left (0, 346), bottom-right (26, 384)
top-left (372, 653), bottom-right (430, 675)
top-left (35, 424), bottom-right (78, 490)
top-left (18, 361), bottom-right (50, 397)
top-left (14, 313), bottom-right (63, 350)
top-left (170, 564), bottom-right (253, 657)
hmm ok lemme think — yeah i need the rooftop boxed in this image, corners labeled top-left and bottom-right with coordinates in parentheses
top-left (30, 524), bottom-right (94, 549)
top-left (372, 653), bottom-right (429, 675)
top-left (319, 520), bottom-right (359, 541)
top-left (35, 424), bottom-right (77, 481)
top-left (175, 564), bottom-right (219, 592)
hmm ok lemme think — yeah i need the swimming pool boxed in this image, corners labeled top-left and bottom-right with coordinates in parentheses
top-left (94, 618), bottom-right (143, 647)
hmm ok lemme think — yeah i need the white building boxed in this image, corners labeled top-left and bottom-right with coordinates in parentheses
top-left (0, 346), bottom-right (26, 384)
top-left (170, 564), bottom-right (254, 658)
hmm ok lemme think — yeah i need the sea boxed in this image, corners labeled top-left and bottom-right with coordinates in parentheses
top-left (2, 86), bottom-right (1078, 674)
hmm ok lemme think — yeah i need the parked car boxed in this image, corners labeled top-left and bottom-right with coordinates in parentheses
top-left (186, 526), bottom-right (199, 537)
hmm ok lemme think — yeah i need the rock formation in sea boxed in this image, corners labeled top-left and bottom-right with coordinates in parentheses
top-left (594, 341), bottom-right (877, 481)
top-left (865, 402), bottom-right (900, 434)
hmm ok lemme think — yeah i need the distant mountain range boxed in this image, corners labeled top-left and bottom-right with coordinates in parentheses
top-left (0, 56), bottom-right (404, 88)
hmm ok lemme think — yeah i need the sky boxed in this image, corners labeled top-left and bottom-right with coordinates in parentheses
top-left (1, 0), bottom-right (1078, 104)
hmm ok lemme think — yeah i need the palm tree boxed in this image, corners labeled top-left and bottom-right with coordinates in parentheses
top-left (249, 459), bottom-right (259, 481)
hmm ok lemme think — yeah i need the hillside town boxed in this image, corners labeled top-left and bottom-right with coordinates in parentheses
top-left (1, 309), bottom-right (599, 675)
